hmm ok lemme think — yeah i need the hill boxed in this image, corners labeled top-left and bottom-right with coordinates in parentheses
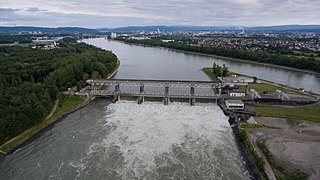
top-left (98, 25), bottom-right (320, 33)
top-left (0, 26), bottom-right (98, 34)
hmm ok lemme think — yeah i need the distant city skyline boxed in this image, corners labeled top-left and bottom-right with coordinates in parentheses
top-left (1, 0), bottom-right (319, 28)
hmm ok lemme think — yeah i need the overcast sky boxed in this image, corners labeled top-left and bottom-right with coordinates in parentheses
top-left (0, 0), bottom-right (319, 28)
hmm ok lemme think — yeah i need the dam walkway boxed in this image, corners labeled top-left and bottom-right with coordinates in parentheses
top-left (85, 79), bottom-right (247, 105)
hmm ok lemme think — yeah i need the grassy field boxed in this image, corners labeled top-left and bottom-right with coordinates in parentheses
top-left (245, 83), bottom-right (281, 92)
top-left (253, 104), bottom-right (320, 123)
top-left (0, 95), bottom-right (85, 154)
top-left (203, 67), bottom-right (282, 92)
top-left (202, 68), bottom-right (220, 82)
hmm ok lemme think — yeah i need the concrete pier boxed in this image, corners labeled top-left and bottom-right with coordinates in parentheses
top-left (190, 86), bottom-right (195, 106)
top-left (217, 84), bottom-right (222, 96)
top-left (138, 85), bottom-right (145, 104)
top-left (164, 86), bottom-right (170, 105)
top-left (112, 84), bottom-right (120, 103)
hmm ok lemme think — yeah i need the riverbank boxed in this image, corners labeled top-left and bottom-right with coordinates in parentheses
top-left (232, 125), bottom-right (265, 180)
top-left (245, 117), bottom-right (320, 179)
top-left (107, 59), bottom-right (120, 79)
top-left (171, 48), bottom-right (320, 75)
top-left (202, 66), bottom-right (320, 179)
top-left (0, 96), bottom-right (87, 156)
top-left (0, 58), bottom-right (121, 157)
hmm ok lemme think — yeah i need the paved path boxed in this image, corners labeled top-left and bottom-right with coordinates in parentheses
top-left (45, 99), bottom-right (59, 120)
top-left (0, 99), bottom-right (60, 153)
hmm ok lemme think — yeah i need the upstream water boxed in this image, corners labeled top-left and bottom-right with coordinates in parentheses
top-left (0, 100), bottom-right (250, 179)
top-left (84, 38), bottom-right (320, 92)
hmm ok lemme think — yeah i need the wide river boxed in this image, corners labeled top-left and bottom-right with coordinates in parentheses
top-left (1, 38), bottom-right (319, 179)
top-left (87, 38), bottom-right (320, 92)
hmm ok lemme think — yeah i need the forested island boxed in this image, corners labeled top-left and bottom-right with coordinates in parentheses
top-left (119, 39), bottom-right (320, 73)
top-left (0, 38), bottom-right (118, 146)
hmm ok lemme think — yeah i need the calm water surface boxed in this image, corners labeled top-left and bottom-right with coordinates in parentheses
top-left (85, 38), bottom-right (320, 93)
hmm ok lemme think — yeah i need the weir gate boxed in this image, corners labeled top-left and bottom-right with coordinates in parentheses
top-left (86, 79), bottom-right (248, 105)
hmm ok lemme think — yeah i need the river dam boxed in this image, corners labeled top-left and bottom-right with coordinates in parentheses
top-left (1, 38), bottom-right (320, 179)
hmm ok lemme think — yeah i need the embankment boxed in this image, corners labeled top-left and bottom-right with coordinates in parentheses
top-left (6, 96), bottom-right (96, 155)
top-left (232, 126), bottom-right (262, 180)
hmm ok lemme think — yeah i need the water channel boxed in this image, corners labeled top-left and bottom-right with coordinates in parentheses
top-left (1, 38), bottom-right (319, 179)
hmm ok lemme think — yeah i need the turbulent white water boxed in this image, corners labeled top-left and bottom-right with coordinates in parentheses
top-left (0, 100), bottom-right (250, 179)
top-left (82, 101), bottom-right (250, 179)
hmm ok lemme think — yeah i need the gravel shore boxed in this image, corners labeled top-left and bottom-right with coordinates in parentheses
top-left (246, 117), bottom-right (320, 179)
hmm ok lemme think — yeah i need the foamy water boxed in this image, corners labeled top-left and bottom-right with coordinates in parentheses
top-left (0, 100), bottom-right (250, 179)
top-left (83, 101), bottom-right (249, 179)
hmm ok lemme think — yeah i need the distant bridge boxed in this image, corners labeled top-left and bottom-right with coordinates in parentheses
top-left (86, 79), bottom-right (248, 105)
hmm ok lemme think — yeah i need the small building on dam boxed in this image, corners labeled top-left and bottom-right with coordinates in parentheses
top-left (225, 100), bottom-right (244, 110)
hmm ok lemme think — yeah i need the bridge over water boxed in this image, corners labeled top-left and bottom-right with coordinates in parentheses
top-left (86, 79), bottom-right (248, 105)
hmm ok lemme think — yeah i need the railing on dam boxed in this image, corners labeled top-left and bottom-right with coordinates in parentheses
top-left (86, 79), bottom-right (248, 105)
top-left (91, 90), bottom-right (218, 98)
top-left (86, 79), bottom-right (223, 88)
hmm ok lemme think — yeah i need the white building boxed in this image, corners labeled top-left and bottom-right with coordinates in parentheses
top-left (228, 92), bottom-right (246, 97)
top-left (162, 40), bottom-right (174, 43)
top-left (225, 100), bottom-right (244, 110)
top-left (111, 32), bottom-right (117, 39)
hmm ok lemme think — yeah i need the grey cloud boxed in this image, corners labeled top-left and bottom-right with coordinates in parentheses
top-left (26, 7), bottom-right (41, 12)
top-left (0, 7), bottom-right (20, 13)
top-left (0, 0), bottom-right (319, 27)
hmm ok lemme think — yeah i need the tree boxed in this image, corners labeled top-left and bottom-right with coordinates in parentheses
top-left (216, 65), bottom-right (222, 76)
top-left (212, 62), bottom-right (216, 73)
top-left (0, 39), bottom-right (119, 145)
top-left (253, 76), bottom-right (257, 83)
top-left (222, 64), bottom-right (229, 77)
top-left (92, 71), bottom-right (101, 79)
top-left (30, 75), bottom-right (35, 83)
top-left (76, 81), bottom-right (82, 91)
top-left (82, 73), bottom-right (90, 81)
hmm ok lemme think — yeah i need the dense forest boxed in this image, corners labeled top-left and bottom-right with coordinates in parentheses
top-left (122, 39), bottom-right (320, 73)
top-left (0, 38), bottom-right (118, 145)
top-left (0, 34), bottom-right (32, 44)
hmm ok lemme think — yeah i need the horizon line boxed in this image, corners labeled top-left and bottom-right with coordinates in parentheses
top-left (1, 24), bottom-right (320, 29)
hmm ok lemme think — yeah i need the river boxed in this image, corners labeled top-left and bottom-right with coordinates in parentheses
top-left (1, 38), bottom-right (319, 179)
top-left (85, 38), bottom-right (320, 93)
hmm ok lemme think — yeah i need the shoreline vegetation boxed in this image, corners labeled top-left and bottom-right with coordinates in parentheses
top-left (0, 95), bottom-right (87, 154)
top-left (0, 38), bottom-right (120, 156)
top-left (171, 48), bottom-right (320, 75)
top-left (116, 39), bottom-right (320, 75)
top-left (202, 67), bottom-right (320, 179)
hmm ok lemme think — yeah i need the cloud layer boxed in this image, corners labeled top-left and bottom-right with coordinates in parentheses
top-left (1, 0), bottom-right (319, 27)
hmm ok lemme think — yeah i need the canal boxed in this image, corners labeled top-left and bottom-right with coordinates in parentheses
top-left (1, 38), bottom-right (319, 179)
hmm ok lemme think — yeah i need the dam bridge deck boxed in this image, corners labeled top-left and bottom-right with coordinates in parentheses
top-left (86, 79), bottom-right (248, 105)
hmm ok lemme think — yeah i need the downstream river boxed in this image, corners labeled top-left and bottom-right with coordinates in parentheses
top-left (1, 38), bottom-right (319, 179)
